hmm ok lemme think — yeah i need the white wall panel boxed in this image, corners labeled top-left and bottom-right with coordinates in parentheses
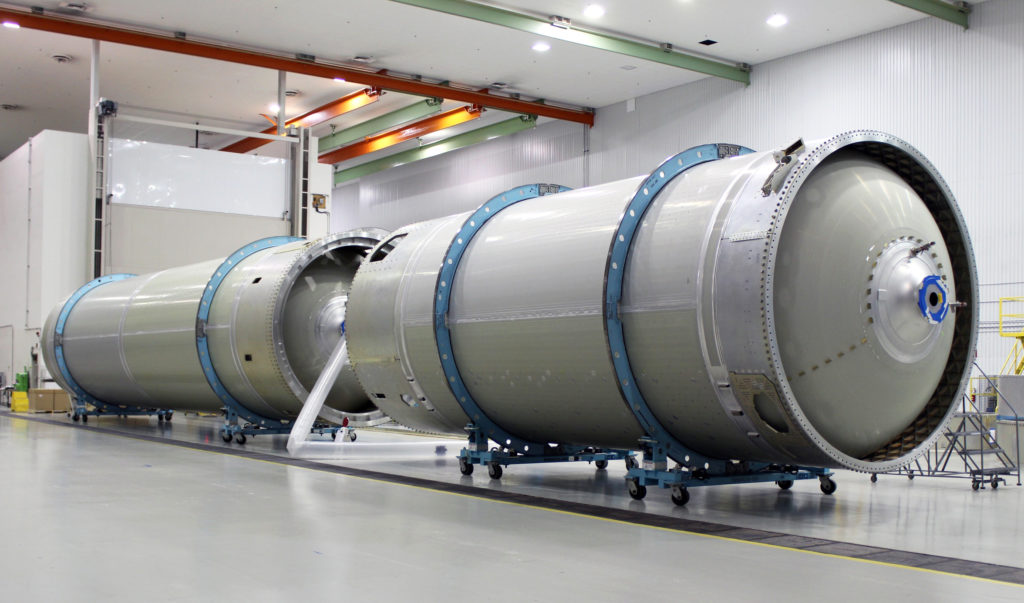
top-left (331, 119), bottom-right (587, 232)
top-left (109, 138), bottom-right (289, 218)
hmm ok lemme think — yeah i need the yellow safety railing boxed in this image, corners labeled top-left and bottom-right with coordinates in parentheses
top-left (999, 296), bottom-right (1024, 375)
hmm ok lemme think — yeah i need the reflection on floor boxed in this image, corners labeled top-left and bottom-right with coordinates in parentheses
top-left (1, 410), bottom-right (1022, 601)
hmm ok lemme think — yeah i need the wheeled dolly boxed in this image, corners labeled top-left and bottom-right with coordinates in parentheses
top-left (456, 424), bottom-right (633, 479)
top-left (624, 437), bottom-right (834, 506)
top-left (69, 399), bottom-right (173, 424)
top-left (218, 410), bottom-right (355, 446)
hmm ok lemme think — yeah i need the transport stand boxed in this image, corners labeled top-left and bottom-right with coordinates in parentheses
top-left (435, 184), bottom-right (636, 479)
top-left (52, 274), bottom-right (176, 425)
top-left (604, 143), bottom-right (836, 505)
top-left (625, 437), bottom-right (834, 506)
top-left (457, 424), bottom-right (632, 479)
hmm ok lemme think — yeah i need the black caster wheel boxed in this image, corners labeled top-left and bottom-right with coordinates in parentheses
top-left (157, 414), bottom-right (164, 422)
top-left (458, 457), bottom-right (473, 476)
top-left (165, 412), bottom-right (172, 422)
top-left (487, 462), bottom-right (503, 480)
top-left (349, 431), bottom-right (357, 442)
top-left (907, 470), bottom-right (914, 480)
top-left (870, 473), bottom-right (878, 483)
top-left (670, 486), bottom-right (690, 506)
top-left (72, 413), bottom-right (80, 422)
top-left (625, 455), bottom-right (638, 470)
top-left (971, 480), bottom-right (981, 491)
top-left (627, 478), bottom-right (647, 500)
top-left (221, 431), bottom-right (232, 443)
top-left (819, 477), bottom-right (837, 495)
top-left (991, 478), bottom-right (1000, 490)
top-left (595, 459), bottom-right (608, 470)
top-left (330, 431), bottom-right (337, 441)
top-left (776, 479), bottom-right (794, 490)
top-left (81, 414), bottom-right (88, 423)
top-left (235, 432), bottom-right (247, 445)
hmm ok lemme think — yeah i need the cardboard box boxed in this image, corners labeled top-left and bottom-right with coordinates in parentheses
top-left (28, 389), bottom-right (54, 412)
top-left (11, 391), bottom-right (28, 413)
top-left (52, 390), bottom-right (71, 413)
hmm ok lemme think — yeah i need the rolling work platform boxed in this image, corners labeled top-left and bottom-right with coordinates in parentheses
top-left (872, 363), bottom-right (1021, 489)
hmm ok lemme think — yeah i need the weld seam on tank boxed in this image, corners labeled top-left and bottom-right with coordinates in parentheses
top-left (51, 273), bottom-right (137, 409)
top-left (116, 271), bottom-right (163, 406)
top-left (433, 184), bottom-right (572, 451)
top-left (195, 235), bottom-right (302, 427)
top-left (603, 143), bottom-right (755, 466)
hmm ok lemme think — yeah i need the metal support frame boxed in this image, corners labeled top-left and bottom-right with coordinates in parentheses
top-left (434, 184), bottom-right (633, 475)
top-left (390, 0), bottom-right (750, 84)
top-left (319, 98), bottom-right (442, 154)
top-left (52, 274), bottom-right (173, 422)
top-left (888, 0), bottom-right (971, 29)
top-left (334, 115), bottom-right (537, 184)
top-left (0, 6), bottom-right (593, 126)
top-left (625, 437), bottom-right (834, 505)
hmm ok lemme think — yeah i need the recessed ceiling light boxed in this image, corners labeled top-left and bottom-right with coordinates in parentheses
top-left (620, 65), bottom-right (637, 71)
top-left (532, 41), bottom-right (551, 52)
top-left (583, 4), bottom-right (605, 18)
top-left (284, 89), bottom-right (300, 97)
top-left (766, 13), bottom-right (788, 27)
top-left (268, 103), bottom-right (281, 113)
top-left (333, 77), bottom-right (346, 83)
top-left (699, 39), bottom-right (717, 46)
top-left (2, 20), bottom-right (20, 29)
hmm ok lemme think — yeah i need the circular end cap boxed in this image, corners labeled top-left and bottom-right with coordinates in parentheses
top-left (773, 151), bottom-right (957, 459)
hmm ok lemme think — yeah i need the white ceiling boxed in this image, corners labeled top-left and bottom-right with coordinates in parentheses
top-left (0, 0), bottom-right (972, 160)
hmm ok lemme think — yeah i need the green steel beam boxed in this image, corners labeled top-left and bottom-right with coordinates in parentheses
top-left (318, 98), bottom-right (444, 153)
top-left (334, 115), bottom-right (537, 184)
top-left (390, 0), bottom-right (749, 84)
top-left (889, 0), bottom-right (970, 28)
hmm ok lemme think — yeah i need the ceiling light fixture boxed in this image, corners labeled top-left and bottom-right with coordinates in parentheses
top-left (583, 5), bottom-right (605, 19)
top-left (532, 41), bottom-right (551, 52)
top-left (766, 13), bottom-right (788, 27)
top-left (269, 102), bottom-right (281, 113)
top-left (333, 77), bottom-right (346, 83)
top-left (2, 20), bottom-right (20, 29)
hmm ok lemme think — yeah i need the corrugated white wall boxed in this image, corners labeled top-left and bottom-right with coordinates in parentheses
top-left (333, 0), bottom-right (1023, 374)
top-left (331, 119), bottom-right (588, 231)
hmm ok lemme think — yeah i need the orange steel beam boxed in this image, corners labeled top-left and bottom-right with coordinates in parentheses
top-left (319, 105), bottom-right (483, 164)
top-left (0, 8), bottom-right (594, 126)
top-left (221, 87), bottom-right (380, 153)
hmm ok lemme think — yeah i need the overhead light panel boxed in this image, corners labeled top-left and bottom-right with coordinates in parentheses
top-left (549, 15), bottom-right (571, 29)
top-left (532, 41), bottom-right (551, 52)
top-left (2, 20), bottom-right (20, 29)
top-left (334, 77), bottom-right (347, 83)
top-left (766, 13), bottom-right (788, 27)
top-left (583, 5), bottom-right (605, 19)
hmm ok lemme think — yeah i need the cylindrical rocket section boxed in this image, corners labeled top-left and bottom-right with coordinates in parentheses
top-left (42, 229), bottom-right (390, 426)
top-left (347, 131), bottom-right (977, 473)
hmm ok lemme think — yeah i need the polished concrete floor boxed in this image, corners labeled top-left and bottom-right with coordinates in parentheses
top-left (2, 410), bottom-right (1023, 601)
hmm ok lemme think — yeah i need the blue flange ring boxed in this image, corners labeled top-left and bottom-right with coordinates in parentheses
top-left (604, 143), bottom-right (754, 465)
top-left (918, 275), bottom-right (950, 324)
top-left (434, 184), bottom-right (570, 454)
top-left (54, 273), bottom-right (136, 408)
top-left (195, 236), bottom-right (301, 427)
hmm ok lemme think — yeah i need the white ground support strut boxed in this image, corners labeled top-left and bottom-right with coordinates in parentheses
top-left (286, 336), bottom-right (455, 459)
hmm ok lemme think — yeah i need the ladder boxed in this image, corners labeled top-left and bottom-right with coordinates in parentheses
top-left (934, 406), bottom-right (1017, 489)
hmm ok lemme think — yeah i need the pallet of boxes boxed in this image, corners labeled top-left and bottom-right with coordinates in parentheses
top-left (14, 387), bottom-right (72, 414)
